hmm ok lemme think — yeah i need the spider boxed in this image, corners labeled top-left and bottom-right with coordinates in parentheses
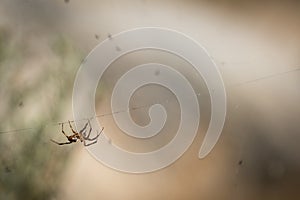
top-left (51, 120), bottom-right (103, 146)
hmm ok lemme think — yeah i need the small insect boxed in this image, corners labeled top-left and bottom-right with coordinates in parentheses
top-left (51, 120), bottom-right (103, 146)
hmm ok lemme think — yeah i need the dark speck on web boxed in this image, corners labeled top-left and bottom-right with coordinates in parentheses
top-left (155, 70), bottom-right (160, 76)
top-left (81, 58), bottom-right (87, 64)
top-left (95, 34), bottom-right (99, 40)
top-left (5, 166), bottom-right (12, 173)
top-left (238, 160), bottom-right (243, 166)
top-left (115, 46), bottom-right (121, 51)
top-left (18, 101), bottom-right (23, 107)
top-left (108, 33), bottom-right (112, 40)
top-left (64, 0), bottom-right (70, 4)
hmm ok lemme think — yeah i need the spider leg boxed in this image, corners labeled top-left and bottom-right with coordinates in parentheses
top-left (61, 123), bottom-right (68, 137)
top-left (84, 127), bottom-right (104, 141)
top-left (82, 119), bottom-right (92, 139)
top-left (82, 127), bottom-right (103, 146)
top-left (79, 121), bottom-right (89, 134)
top-left (83, 139), bottom-right (98, 146)
top-left (50, 139), bottom-right (73, 145)
top-left (68, 120), bottom-right (78, 134)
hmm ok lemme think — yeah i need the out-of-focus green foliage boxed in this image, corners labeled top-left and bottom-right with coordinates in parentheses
top-left (0, 26), bottom-right (83, 200)
top-left (0, 27), bottom-right (9, 63)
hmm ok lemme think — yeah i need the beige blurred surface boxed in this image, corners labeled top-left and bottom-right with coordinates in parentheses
top-left (0, 0), bottom-right (300, 200)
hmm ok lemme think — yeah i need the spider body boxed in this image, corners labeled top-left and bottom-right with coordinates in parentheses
top-left (51, 120), bottom-right (103, 146)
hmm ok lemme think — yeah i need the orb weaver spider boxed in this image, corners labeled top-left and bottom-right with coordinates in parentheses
top-left (51, 120), bottom-right (103, 146)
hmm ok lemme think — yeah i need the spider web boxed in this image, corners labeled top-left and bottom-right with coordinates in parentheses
top-left (0, 66), bottom-right (299, 135)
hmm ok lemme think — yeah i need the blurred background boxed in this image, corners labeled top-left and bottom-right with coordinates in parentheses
top-left (0, 0), bottom-right (300, 199)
